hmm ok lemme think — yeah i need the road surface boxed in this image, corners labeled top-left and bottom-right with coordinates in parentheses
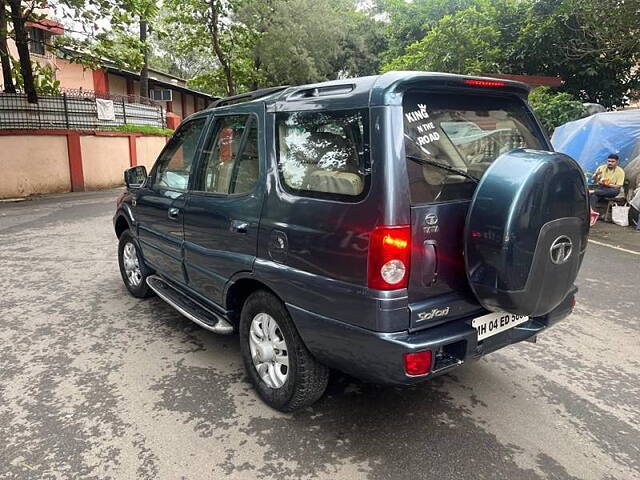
top-left (1, 190), bottom-right (638, 480)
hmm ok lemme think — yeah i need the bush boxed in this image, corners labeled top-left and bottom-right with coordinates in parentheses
top-left (12, 59), bottom-right (61, 96)
top-left (107, 124), bottom-right (174, 136)
top-left (529, 87), bottom-right (586, 134)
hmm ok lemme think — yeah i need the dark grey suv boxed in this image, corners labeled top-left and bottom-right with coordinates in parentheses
top-left (113, 72), bottom-right (589, 412)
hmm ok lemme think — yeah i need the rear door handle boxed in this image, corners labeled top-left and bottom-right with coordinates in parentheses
top-left (230, 220), bottom-right (249, 233)
top-left (423, 240), bottom-right (438, 286)
top-left (168, 207), bottom-right (180, 220)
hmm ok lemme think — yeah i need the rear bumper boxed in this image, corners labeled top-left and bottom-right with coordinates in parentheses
top-left (288, 288), bottom-right (576, 385)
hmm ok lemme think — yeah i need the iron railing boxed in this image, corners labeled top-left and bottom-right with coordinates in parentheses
top-left (59, 88), bottom-right (158, 106)
top-left (0, 92), bottom-right (165, 130)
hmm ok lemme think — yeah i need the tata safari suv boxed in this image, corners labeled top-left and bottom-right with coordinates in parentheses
top-left (114, 72), bottom-right (588, 412)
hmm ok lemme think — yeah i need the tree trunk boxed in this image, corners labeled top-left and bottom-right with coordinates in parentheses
top-left (0, 0), bottom-right (16, 93)
top-left (251, 55), bottom-right (261, 91)
top-left (7, 0), bottom-right (36, 103)
top-left (139, 18), bottom-right (149, 100)
top-left (208, 0), bottom-right (235, 96)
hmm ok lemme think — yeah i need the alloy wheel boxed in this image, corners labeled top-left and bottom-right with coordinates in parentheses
top-left (123, 242), bottom-right (142, 287)
top-left (249, 313), bottom-right (289, 389)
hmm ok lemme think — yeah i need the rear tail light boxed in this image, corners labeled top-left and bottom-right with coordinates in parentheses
top-left (464, 79), bottom-right (506, 88)
top-left (571, 296), bottom-right (576, 308)
top-left (368, 225), bottom-right (411, 290)
top-left (404, 351), bottom-right (432, 376)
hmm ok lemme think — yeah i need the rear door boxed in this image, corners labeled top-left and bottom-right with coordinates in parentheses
top-left (182, 112), bottom-right (264, 304)
top-left (135, 117), bottom-right (208, 283)
top-left (401, 89), bottom-right (549, 331)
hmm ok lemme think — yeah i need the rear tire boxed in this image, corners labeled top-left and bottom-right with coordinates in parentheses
top-left (239, 290), bottom-right (329, 412)
top-left (118, 230), bottom-right (154, 298)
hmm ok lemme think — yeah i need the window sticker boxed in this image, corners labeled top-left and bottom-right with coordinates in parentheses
top-left (416, 131), bottom-right (441, 147)
top-left (404, 104), bottom-right (430, 123)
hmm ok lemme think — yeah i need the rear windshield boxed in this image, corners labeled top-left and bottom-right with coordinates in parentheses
top-left (403, 91), bottom-right (546, 204)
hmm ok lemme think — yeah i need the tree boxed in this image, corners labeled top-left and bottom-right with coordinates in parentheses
top-left (139, 18), bottom-right (149, 97)
top-left (378, 0), bottom-right (639, 108)
top-left (149, 25), bottom-right (214, 80)
top-left (161, 0), bottom-right (239, 96)
top-left (0, 0), bottom-right (16, 93)
top-left (383, 2), bottom-right (508, 75)
top-left (251, 0), bottom-right (350, 85)
top-left (507, 0), bottom-right (639, 108)
top-left (562, 0), bottom-right (640, 62)
top-left (54, 0), bottom-right (157, 99)
top-left (159, 0), bottom-right (385, 96)
top-left (7, 0), bottom-right (42, 102)
top-left (376, 0), bottom-right (475, 64)
top-left (235, 0), bottom-right (383, 88)
top-left (132, 0), bottom-right (159, 99)
top-left (11, 58), bottom-right (60, 95)
top-left (528, 86), bottom-right (585, 134)
top-left (336, 9), bottom-right (387, 78)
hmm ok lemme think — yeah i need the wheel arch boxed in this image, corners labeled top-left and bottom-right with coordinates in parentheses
top-left (114, 214), bottom-right (131, 239)
top-left (225, 275), bottom-right (283, 326)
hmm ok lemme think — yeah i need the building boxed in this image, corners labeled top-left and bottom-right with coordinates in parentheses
top-left (485, 73), bottom-right (563, 88)
top-left (1, 11), bottom-right (215, 121)
top-left (59, 58), bottom-right (216, 119)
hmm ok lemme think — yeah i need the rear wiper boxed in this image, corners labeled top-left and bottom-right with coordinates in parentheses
top-left (406, 155), bottom-right (480, 183)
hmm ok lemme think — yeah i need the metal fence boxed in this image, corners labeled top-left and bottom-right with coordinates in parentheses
top-left (0, 92), bottom-right (166, 130)
top-left (59, 88), bottom-right (158, 106)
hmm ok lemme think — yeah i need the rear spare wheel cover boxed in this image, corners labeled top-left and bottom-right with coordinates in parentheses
top-left (464, 149), bottom-right (589, 317)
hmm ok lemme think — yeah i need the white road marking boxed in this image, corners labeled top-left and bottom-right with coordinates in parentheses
top-left (588, 239), bottom-right (640, 255)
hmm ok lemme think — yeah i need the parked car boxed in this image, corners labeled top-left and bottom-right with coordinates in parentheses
top-left (113, 72), bottom-right (589, 412)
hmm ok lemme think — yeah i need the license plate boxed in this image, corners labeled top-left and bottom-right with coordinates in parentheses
top-left (472, 311), bottom-right (529, 341)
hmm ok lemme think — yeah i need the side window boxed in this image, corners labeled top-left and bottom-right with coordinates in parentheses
top-left (196, 115), bottom-right (259, 195)
top-left (154, 118), bottom-right (206, 191)
top-left (231, 119), bottom-right (259, 194)
top-left (276, 110), bottom-right (369, 199)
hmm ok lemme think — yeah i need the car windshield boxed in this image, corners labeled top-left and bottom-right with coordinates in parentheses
top-left (403, 91), bottom-right (546, 204)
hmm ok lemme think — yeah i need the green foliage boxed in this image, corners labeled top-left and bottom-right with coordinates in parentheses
top-left (47, 0), bottom-right (640, 108)
top-left (55, 0), bottom-right (159, 83)
top-left (337, 10), bottom-right (388, 78)
top-left (379, 0), bottom-right (639, 108)
top-left (11, 59), bottom-right (61, 95)
top-left (383, 3), bottom-right (505, 74)
top-left (249, 0), bottom-right (352, 85)
top-left (92, 31), bottom-right (145, 72)
top-left (376, 0), bottom-right (474, 64)
top-left (107, 124), bottom-right (174, 135)
top-left (506, 0), bottom-right (640, 108)
top-left (528, 87), bottom-right (586, 133)
top-left (158, 0), bottom-right (386, 96)
top-left (159, 0), bottom-right (242, 95)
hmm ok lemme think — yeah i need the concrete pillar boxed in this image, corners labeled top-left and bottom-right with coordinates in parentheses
top-left (66, 131), bottom-right (85, 191)
top-left (92, 69), bottom-right (110, 97)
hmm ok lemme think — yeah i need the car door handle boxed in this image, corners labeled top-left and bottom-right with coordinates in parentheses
top-left (168, 207), bottom-right (180, 220)
top-left (230, 220), bottom-right (249, 233)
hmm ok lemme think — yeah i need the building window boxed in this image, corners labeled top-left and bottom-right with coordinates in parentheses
top-left (27, 27), bottom-right (48, 55)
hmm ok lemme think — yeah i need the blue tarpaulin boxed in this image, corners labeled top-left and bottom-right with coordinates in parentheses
top-left (551, 110), bottom-right (640, 174)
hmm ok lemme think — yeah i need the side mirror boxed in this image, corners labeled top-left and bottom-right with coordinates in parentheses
top-left (124, 165), bottom-right (148, 189)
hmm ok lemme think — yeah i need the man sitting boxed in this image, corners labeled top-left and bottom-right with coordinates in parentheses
top-left (589, 154), bottom-right (625, 208)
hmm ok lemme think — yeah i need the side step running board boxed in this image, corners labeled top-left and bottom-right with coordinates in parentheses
top-left (146, 275), bottom-right (234, 335)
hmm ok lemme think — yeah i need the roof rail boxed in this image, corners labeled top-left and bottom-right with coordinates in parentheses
top-left (210, 86), bottom-right (289, 108)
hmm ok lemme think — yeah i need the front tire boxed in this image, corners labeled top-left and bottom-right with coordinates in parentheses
top-left (240, 290), bottom-right (329, 412)
top-left (117, 230), bottom-right (154, 298)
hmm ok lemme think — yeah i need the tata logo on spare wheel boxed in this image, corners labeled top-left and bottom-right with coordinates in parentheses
top-left (549, 236), bottom-right (573, 265)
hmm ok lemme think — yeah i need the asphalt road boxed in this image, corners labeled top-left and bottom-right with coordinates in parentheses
top-left (1, 190), bottom-right (639, 480)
